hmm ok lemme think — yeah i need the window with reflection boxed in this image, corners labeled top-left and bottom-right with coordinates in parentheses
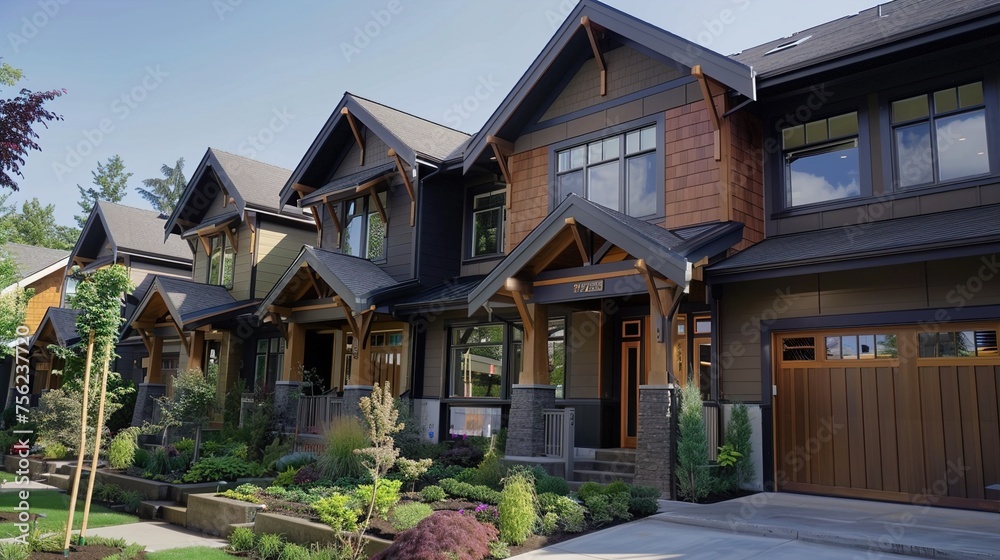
top-left (555, 125), bottom-right (658, 217)
top-left (450, 325), bottom-right (505, 398)
top-left (782, 112), bottom-right (861, 207)
top-left (340, 193), bottom-right (386, 261)
top-left (511, 319), bottom-right (566, 398)
top-left (207, 232), bottom-right (235, 288)
top-left (919, 330), bottom-right (998, 357)
top-left (471, 189), bottom-right (505, 257)
top-left (891, 81), bottom-right (989, 188)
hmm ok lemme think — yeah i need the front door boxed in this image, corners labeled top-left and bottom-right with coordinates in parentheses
top-left (620, 319), bottom-right (644, 448)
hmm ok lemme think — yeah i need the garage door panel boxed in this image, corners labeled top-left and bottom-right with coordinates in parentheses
top-left (812, 367), bottom-right (835, 486)
top-left (938, 366), bottom-right (967, 499)
top-left (976, 366), bottom-right (1000, 500)
top-left (918, 366), bottom-right (948, 498)
top-left (958, 366), bottom-right (984, 499)
top-left (876, 367), bottom-right (900, 493)
top-left (861, 368), bottom-right (883, 490)
top-left (830, 368), bottom-right (852, 488)
top-left (845, 368), bottom-right (867, 489)
top-left (793, 368), bottom-right (810, 485)
top-left (895, 366), bottom-right (927, 495)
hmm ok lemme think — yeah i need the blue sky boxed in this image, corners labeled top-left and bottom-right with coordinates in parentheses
top-left (2, 0), bottom-right (881, 227)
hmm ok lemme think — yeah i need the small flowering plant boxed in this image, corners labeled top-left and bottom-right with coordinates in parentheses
top-left (462, 503), bottom-right (500, 528)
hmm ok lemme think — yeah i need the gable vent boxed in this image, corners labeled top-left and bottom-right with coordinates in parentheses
top-left (764, 35), bottom-right (812, 55)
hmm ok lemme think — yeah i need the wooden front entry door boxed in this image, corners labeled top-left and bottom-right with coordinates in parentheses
top-left (620, 319), bottom-right (644, 448)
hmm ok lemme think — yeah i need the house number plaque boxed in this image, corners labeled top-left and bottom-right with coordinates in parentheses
top-left (573, 279), bottom-right (604, 293)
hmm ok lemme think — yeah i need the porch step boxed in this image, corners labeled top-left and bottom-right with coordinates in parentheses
top-left (573, 460), bottom-right (636, 475)
top-left (593, 449), bottom-right (637, 463)
top-left (572, 469), bottom-right (635, 485)
top-left (40, 472), bottom-right (71, 491)
top-left (160, 504), bottom-right (188, 527)
top-left (138, 500), bottom-right (178, 521)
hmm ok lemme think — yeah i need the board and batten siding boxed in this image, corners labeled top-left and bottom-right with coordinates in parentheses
top-left (254, 221), bottom-right (313, 298)
top-left (420, 320), bottom-right (449, 399)
top-left (719, 254), bottom-right (1000, 402)
top-left (331, 134), bottom-right (392, 181)
top-left (567, 311), bottom-right (600, 399)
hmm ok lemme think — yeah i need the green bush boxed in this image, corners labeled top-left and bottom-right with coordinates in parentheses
top-left (316, 417), bottom-right (369, 480)
top-left (420, 463), bottom-right (465, 484)
top-left (389, 502), bottom-right (434, 531)
top-left (353, 478), bottom-right (402, 520)
top-left (42, 441), bottom-right (67, 459)
top-left (308, 544), bottom-right (352, 560)
top-left (420, 485), bottom-right (446, 502)
top-left (677, 383), bottom-right (711, 502)
top-left (576, 481), bottom-right (603, 503)
top-left (312, 493), bottom-right (359, 532)
top-left (470, 451), bottom-right (507, 489)
top-left (438, 478), bottom-right (501, 504)
top-left (538, 511), bottom-right (559, 535)
top-left (538, 492), bottom-right (586, 532)
top-left (278, 543), bottom-right (310, 560)
top-left (498, 468), bottom-right (537, 545)
top-left (105, 543), bottom-right (145, 560)
top-left (535, 473), bottom-right (569, 496)
top-left (0, 541), bottom-right (29, 560)
top-left (728, 402), bottom-right (755, 487)
top-left (108, 428), bottom-right (139, 469)
top-left (172, 438), bottom-right (195, 455)
top-left (605, 480), bottom-right (629, 496)
top-left (582, 491), bottom-right (631, 526)
top-left (627, 484), bottom-right (661, 517)
top-left (182, 455), bottom-right (260, 483)
top-left (262, 438), bottom-right (292, 470)
top-left (256, 533), bottom-right (284, 560)
top-left (229, 526), bottom-right (257, 552)
top-left (274, 466), bottom-right (300, 487)
top-left (264, 485), bottom-right (289, 499)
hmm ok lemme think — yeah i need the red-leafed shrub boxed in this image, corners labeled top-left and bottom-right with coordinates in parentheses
top-left (373, 510), bottom-right (498, 560)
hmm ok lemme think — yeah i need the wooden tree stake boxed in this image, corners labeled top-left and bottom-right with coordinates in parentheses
top-left (78, 343), bottom-right (113, 544)
top-left (63, 330), bottom-right (96, 555)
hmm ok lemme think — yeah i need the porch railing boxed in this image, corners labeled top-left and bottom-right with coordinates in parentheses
top-left (542, 408), bottom-right (575, 475)
top-left (297, 394), bottom-right (344, 436)
top-left (703, 402), bottom-right (720, 461)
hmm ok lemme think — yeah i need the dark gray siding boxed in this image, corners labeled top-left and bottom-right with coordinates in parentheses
top-left (417, 175), bottom-right (463, 287)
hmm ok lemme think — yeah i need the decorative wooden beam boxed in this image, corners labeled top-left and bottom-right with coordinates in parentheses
top-left (692, 65), bottom-right (733, 220)
top-left (565, 217), bottom-right (590, 265)
top-left (369, 191), bottom-right (388, 225)
top-left (309, 207), bottom-right (323, 233)
top-left (334, 296), bottom-right (360, 337)
top-left (292, 183), bottom-right (317, 195)
top-left (358, 306), bottom-right (376, 349)
top-left (323, 201), bottom-right (342, 236)
top-left (267, 310), bottom-right (288, 340)
top-left (223, 226), bottom-right (238, 254)
top-left (171, 317), bottom-right (189, 353)
top-left (581, 16), bottom-right (607, 96)
top-left (341, 107), bottom-right (366, 165)
top-left (245, 211), bottom-right (256, 255)
top-left (137, 329), bottom-right (153, 354)
top-left (635, 259), bottom-right (665, 318)
top-left (692, 65), bottom-right (724, 161)
top-left (388, 149), bottom-right (416, 226)
top-left (486, 135), bottom-right (514, 193)
top-left (307, 269), bottom-right (325, 299)
top-left (506, 277), bottom-right (534, 338)
top-left (198, 235), bottom-right (212, 257)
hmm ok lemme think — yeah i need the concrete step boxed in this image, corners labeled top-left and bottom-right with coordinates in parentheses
top-left (226, 522), bottom-right (255, 539)
top-left (40, 472), bottom-right (71, 491)
top-left (138, 500), bottom-right (177, 521)
top-left (593, 449), bottom-right (637, 463)
top-left (160, 504), bottom-right (188, 527)
top-left (572, 469), bottom-right (635, 485)
top-left (573, 460), bottom-right (636, 475)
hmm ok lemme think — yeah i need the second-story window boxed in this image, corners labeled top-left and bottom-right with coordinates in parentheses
top-left (555, 124), bottom-right (658, 218)
top-left (341, 193), bottom-right (386, 261)
top-left (471, 189), bottom-right (505, 257)
top-left (891, 81), bottom-right (989, 188)
top-left (207, 233), bottom-right (234, 288)
top-left (782, 111), bottom-right (861, 207)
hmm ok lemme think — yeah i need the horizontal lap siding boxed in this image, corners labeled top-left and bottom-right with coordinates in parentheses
top-left (382, 185), bottom-right (414, 280)
top-left (231, 224), bottom-right (253, 300)
top-left (254, 222), bottom-right (313, 299)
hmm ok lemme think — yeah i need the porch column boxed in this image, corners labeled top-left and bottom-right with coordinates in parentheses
top-left (344, 329), bottom-right (374, 421)
top-left (147, 336), bottom-right (163, 384)
top-left (277, 322), bottom-right (305, 429)
top-left (133, 335), bottom-right (167, 427)
top-left (507, 303), bottom-right (553, 457)
top-left (636, 285), bottom-right (679, 496)
top-left (188, 330), bottom-right (205, 372)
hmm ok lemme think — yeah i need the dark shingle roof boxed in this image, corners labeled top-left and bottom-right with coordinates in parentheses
top-left (708, 204), bottom-right (1000, 275)
top-left (393, 276), bottom-right (485, 310)
top-left (31, 307), bottom-right (82, 348)
top-left (210, 149), bottom-right (297, 213)
top-left (309, 247), bottom-right (399, 299)
top-left (97, 201), bottom-right (190, 260)
top-left (732, 0), bottom-right (1000, 79)
top-left (154, 276), bottom-right (238, 321)
top-left (3, 243), bottom-right (69, 280)
top-left (300, 162), bottom-right (397, 206)
top-left (351, 95), bottom-right (470, 161)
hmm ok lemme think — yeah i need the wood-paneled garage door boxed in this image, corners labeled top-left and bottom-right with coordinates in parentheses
top-left (774, 324), bottom-right (1000, 512)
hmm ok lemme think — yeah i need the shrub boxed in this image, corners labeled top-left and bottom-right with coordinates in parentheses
top-left (488, 540), bottom-right (511, 559)
top-left (42, 441), bottom-right (67, 459)
top-left (498, 468), bottom-right (537, 545)
top-left (278, 543), bottom-right (310, 560)
top-left (181, 455), bottom-right (259, 483)
top-left (677, 383), bottom-right (711, 502)
top-left (257, 533), bottom-right (284, 560)
top-left (264, 485), bottom-right (289, 499)
top-left (576, 481), bottom-right (603, 503)
top-left (439, 439), bottom-right (484, 467)
top-left (353, 478), bottom-right (402, 520)
top-left (728, 402), bottom-right (755, 487)
top-left (627, 485), bottom-right (661, 517)
top-left (538, 511), bottom-right (559, 535)
top-left (605, 479), bottom-right (629, 497)
top-left (172, 438), bottom-right (196, 455)
top-left (372, 511), bottom-right (498, 560)
top-left (438, 478), bottom-right (501, 504)
top-left (390, 502), bottom-right (434, 531)
top-left (582, 491), bottom-right (630, 526)
top-left (316, 417), bottom-right (369, 480)
top-left (0, 542), bottom-right (28, 560)
top-left (274, 451), bottom-right (316, 472)
top-left (293, 465), bottom-right (321, 486)
top-left (312, 493), bottom-right (359, 532)
top-left (274, 466), bottom-right (299, 487)
top-left (470, 451), bottom-right (507, 489)
top-left (535, 473), bottom-right (569, 496)
top-left (393, 397), bottom-right (423, 460)
top-left (108, 427), bottom-right (139, 469)
top-left (421, 463), bottom-right (465, 484)
top-left (229, 527), bottom-right (254, 552)
top-left (538, 492), bottom-right (586, 532)
top-left (219, 489), bottom-right (261, 504)
top-left (420, 485), bottom-right (446, 502)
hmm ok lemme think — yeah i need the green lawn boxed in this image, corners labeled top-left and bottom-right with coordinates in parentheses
top-left (0, 471), bottom-right (14, 484)
top-left (0, 489), bottom-right (137, 537)
top-left (146, 547), bottom-right (231, 560)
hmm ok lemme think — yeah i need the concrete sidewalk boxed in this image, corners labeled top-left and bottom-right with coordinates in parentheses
top-left (84, 521), bottom-right (227, 552)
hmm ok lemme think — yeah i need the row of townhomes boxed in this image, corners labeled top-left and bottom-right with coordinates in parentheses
top-left (13, 0), bottom-right (1000, 512)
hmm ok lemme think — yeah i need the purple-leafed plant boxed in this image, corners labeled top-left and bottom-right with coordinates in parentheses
top-left (372, 510), bottom-right (498, 560)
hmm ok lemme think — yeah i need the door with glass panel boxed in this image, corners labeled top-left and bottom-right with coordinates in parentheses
top-left (620, 319), bottom-right (644, 448)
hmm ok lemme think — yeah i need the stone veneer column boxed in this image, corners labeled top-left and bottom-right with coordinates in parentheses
top-left (131, 383), bottom-right (167, 427)
top-left (342, 385), bottom-right (373, 422)
top-left (506, 384), bottom-right (556, 457)
top-left (634, 385), bottom-right (676, 497)
top-left (273, 381), bottom-right (301, 430)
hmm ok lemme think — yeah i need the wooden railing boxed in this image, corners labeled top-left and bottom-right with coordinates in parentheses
top-left (542, 407), bottom-right (575, 475)
top-left (703, 403), bottom-right (720, 461)
top-left (297, 394), bottom-right (344, 435)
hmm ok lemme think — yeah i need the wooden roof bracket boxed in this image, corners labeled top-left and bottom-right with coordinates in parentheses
top-left (506, 277), bottom-right (534, 339)
top-left (223, 225), bottom-right (238, 254)
top-left (199, 235), bottom-right (212, 257)
top-left (309, 206), bottom-right (323, 234)
top-left (266, 307), bottom-right (288, 340)
top-left (388, 149), bottom-right (416, 226)
top-left (565, 217), bottom-right (590, 265)
top-left (635, 258), bottom-right (665, 317)
top-left (292, 183), bottom-right (317, 196)
top-left (342, 107), bottom-right (366, 166)
top-left (581, 16), bottom-right (607, 96)
top-left (138, 328), bottom-right (153, 354)
top-left (692, 65), bottom-right (724, 161)
top-left (354, 175), bottom-right (389, 224)
top-left (245, 211), bottom-right (256, 255)
top-left (486, 136), bottom-right (514, 209)
top-left (323, 200), bottom-right (341, 234)
top-left (171, 316), bottom-right (190, 353)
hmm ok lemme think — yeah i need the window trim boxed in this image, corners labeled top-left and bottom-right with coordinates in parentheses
top-left (337, 192), bottom-right (387, 262)
top-left (205, 231), bottom-right (235, 289)
top-left (465, 185), bottom-right (507, 260)
top-left (547, 114), bottom-right (665, 221)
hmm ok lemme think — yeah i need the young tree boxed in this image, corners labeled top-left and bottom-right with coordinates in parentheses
top-left (676, 382), bottom-right (711, 502)
top-left (0, 61), bottom-right (66, 191)
top-left (137, 158), bottom-right (186, 215)
top-left (76, 155), bottom-right (131, 227)
top-left (155, 364), bottom-right (220, 460)
top-left (0, 197), bottom-right (78, 249)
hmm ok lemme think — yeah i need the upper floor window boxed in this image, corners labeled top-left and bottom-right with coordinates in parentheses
top-left (207, 233), bottom-right (234, 288)
top-left (555, 124), bottom-right (658, 217)
top-left (891, 81), bottom-right (989, 188)
top-left (471, 189), bottom-right (505, 258)
top-left (782, 112), bottom-right (860, 207)
top-left (341, 194), bottom-right (386, 261)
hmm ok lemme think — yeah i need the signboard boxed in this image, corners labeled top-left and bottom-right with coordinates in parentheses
top-left (573, 279), bottom-right (604, 294)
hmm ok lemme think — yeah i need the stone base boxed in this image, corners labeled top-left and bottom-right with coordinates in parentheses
top-left (633, 385), bottom-right (677, 497)
top-left (274, 381), bottom-right (301, 431)
top-left (342, 385), bottom-right (373, 421)
top-left (131, 384), bottom-right (166, 427)
top-left (506, 385), bottom-right (556, 457)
